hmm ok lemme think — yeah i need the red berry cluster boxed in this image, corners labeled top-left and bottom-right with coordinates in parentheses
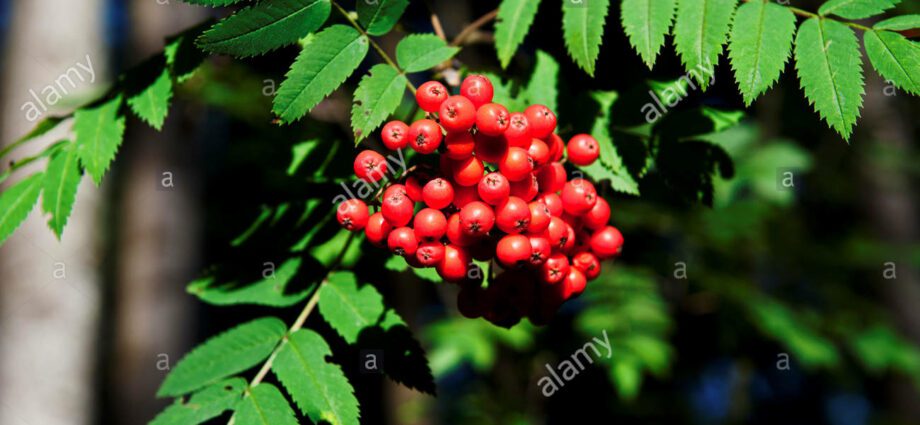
top-left (337, 75), bottom-right (623, 326)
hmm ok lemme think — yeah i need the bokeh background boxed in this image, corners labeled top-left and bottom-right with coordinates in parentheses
top-left (0, 0), bottom-right (918, 424)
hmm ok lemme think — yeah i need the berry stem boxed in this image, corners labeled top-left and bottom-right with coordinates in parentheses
top-left (450, 9), bottom-right (499, 47)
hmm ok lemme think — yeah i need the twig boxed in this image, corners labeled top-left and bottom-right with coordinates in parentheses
top-left (451, 9), bottom-right (499, 47)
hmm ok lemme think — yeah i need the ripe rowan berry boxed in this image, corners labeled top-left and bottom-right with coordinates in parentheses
top-left (354, 150), bottom-right (388, 182)
top-left (509, 173), bottom-right (539, 201)
top-left (496, 234), bottom-right (531, 267)
top-left (416, 81), bottom-right (448, 113)
top-left (388, 227), bottom-right (419, 257)
top-left (416, 241), bottom-right (446, 266)
top-left (414, 208), bottom-right (447, 240)
top-left (527, 201), bottom-right (552, 234)
top-left (408, 119), bottom-right (443, 154)
top-left (571, 251), bottom-right (601, 280)
top-left (422, 178), bottom-right (454, 209)
top-left (495, 196), bottom-right (531, 234)
top-left (336, 199), bottom-right (369, 231)
top-left (524, 104), bottom-right (557, 138)
top-left (452, 184), bottom-right (480, 208)
top-left (446, 213), bottom-right (478, 247)
top-left (445, 130), bottom-right (475, 159)
top-left (452, 156), bottom-right (485, 187)
top-left (536, 193), bottom-right (564, 217)
top-left (583, 197), bottom-right (610, 230)
top-left (545, 133), bottom-right (565, 162)
top-left (528, 138), bottom-right (550, 167)
top-left (590, 226), bottom-right (624, 259)
top-left (475, 103), bottom-right (510, 136)
top-left (439, 95), bottom-right (476, 132)
top-left (381, 191), bottom-right (414, 227)
top-left (364, 212), bottom-right (392, 246)
top-left (562, 268), bottom-right (587, 298)
top-left (437, 244), bottom-right (471, 282)
top-left (560, 178), bottom-right (598, 215)
top-left (540, 253), bottom-right (570, 284)
top-left (459, 201), bottom-right (495, 236)
top-left (528, 236), bottom-right (552, 266)
top-left (561, 224), bottom-right (576, 253)
top-left (545, 216), bottom-right (568, 249)
top-left (566, 134), bottom-right (600, 166)
top-left (478, 172), bottom-right (511, 206)
top-left (503, 112), bottom-right (531, 148)
top-left (404, 174), bottom-right (424, 202)
top-left (381, 120), bottom-right (410, 150)
top-left (473, 132), bottom-right (508, 164)
top-left (536, 162), bottom-right (566, 193)
top-left (383, 183), bottom-right (407, 200)
top-left (460, 75), bottom-right (494, 108)
top-left (499, 147), bottom-right (533, 181)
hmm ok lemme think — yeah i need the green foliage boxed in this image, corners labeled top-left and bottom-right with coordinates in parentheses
top-left (864, 30), bottom-right (920, 95)
top-left (351, 64), bottom-right (407, 142)
top-left (357, 0), bottom-right (409, 36)
top-left (41, 142), bottom-right (82, 239)
top-left (127, 66), bottom-right (173, 130)
top-left (426, 318), bottom-right (535, 376)
top-left (819, 0), bottom-right (900, 20)
top-left (271, 329), bottom-right (360, 425)
top-left (524, 51), bottom-right (559, 113)
top-left (318, 271), bottom-right (387, 344)
top-left (620, 0), bottom-right (676, 68)
top-left (187, 258), bottom-right (313, 307)
top-left (395, 34), bottom-right (459, 73)
top-left (794, 18), bottom-right (864, 141)
top-left (233, 384), bottom-right (298, 425)
top-left (562, 0), bottom-right (610, 76)
top-left (150, 378), bottom-right (246, 425)
top-left (273, 25), bottom-right (369, 123)
top-left (577, 91), bottom-right (640, 195)
top-left (875, 14), bottom-right (920, 30)
top-left (673, 0), bottom-right (736, 90)
top-left (495, 0), bottom-right (542, 68)
top-left (197, 0), bottom-right (331, 58)
top-left (728, 1), bottom-right (796, 106)
top-left (0, 173), bottom-right (44, 246)
top-left (158, 317), bottom-right (287, 397)
top-left (73, 96), bottom-right (126, 185)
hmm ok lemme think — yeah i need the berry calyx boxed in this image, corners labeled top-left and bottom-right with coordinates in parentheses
top-left (408, 119), bottom-right (443, 154)
top-left (353, 150), bottom-right (388, 182)
top-left (439, 95), bottom-right (476, 132)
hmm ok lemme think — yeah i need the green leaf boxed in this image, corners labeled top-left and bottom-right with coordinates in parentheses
top-left (187, 258), bottom-right (313, 307)
top-left (197, 0), bottom-right (331, 58)
top-left (357, 0), bottom-right (409, 36)
top-left (875, 14), bottom-right (920, 31)
top-left (165, 22), bottom-right (211, 83)
top-left (819, 0), bottom-right (900, 20)
top-left (318, 271), bottom-right (386, 344)
top-left (0, 173), bottom-right (44, 247)
top-left (271, 329), bottom-right (360, 425)
top-left (273, 25), bottom-right (369, 123)
top-left (578, 91), bottom-right (639, 195)
top-left (620, 0), bottom-right (676, 69)
top-left (525, 50), bottom-right (560, 113)
top-left (73, 96), bottom-right (126, 185)
top-left (2, 116), bottom-right (64, 157)
top-left (41, 142), bottom-right (81, 239)
top-left (794, 18), bottom-right (864, 141)
top-left (128, 67), bottom-right (173, 130)
top-left (233, 384), bottom-right (298, 425)
top-left (395, 34), bottom-right (459, 73)
top-left (181, 0), bottom-right (247, 6)
top-left (287, 139), bottom-right (321, 176)
top-left (351, 64), bottom-right (407, 142)
top-left (495, 0), bottom-right (542, 68)
top-left (149, 378), bottom-right (246, 425)
top-left (728, 1), bottom-right (796, 105)
top-left (562, 0), bottom-right (610, 76)
top-left (864, 30), bottom-right (920, 95)
top-left (157, 317), bottom-right (287, 397)
top-left (673, 0), bottom-right (737, 89)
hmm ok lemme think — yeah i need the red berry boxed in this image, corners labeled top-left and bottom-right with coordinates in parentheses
top-left (416, 81), bottom-right (448, 113)
top-left (381, 190), bottom-right (414, 227)
top-left (590, 226), bottom-right (624, 259)
top-left (354, 150), bottom-right (388, 182)
top-left (545, 216), bottom-right (568, 249)
top-left (439, 95), bottom-right (476, 132)
top-left (528, 236), bottom-right (552, 266)
top-left (495, 196), bottom-right (531, 234)
top-left (459, 201), bottom-right (495, 236)
top-left (572, 251), bottom-right (601, 280)
top-left (404, 174), bottom-right (425, 202)
top-left (475, 103), bottom-right (510, 136)
top-left (445, 131), bottom-right (475, 159)
top-left (536, 162), bottom-right (566, 193)
top-left (546, 133), bottom-right (565, 162)
top-left (566, 134), bottom-right (600, 166)
top-left (503, 112), bottom-right (531, 148)
top-left (560, 178), bottom-right (598, 215)
top-left (460, 75), bottom-right (494, 108)
top-left (422, 178), bottom-right (454, 209)
top-left (473, 132), bottom-right (508, 163)
top-left (528, 201), bottom-right (552, 234)
top-left (336, 199), bottom-right (369, 231)
top-left (446, 213), bottom-right (478, 246)
top-left (524, 104), bottom-right (557, 138)
top-left (383, 184), bottom-right (407, 200)
top-left (477, 172), bottom-right (511, 206)
top-left (537, 193), bottom-right (564, 217)
top-left (381, 120), bottom-right (410, 150)
top-left (561, 223), bottom-right (576, 253)
top-left (408, 119), bottom-right (443, 154)
top-left (452, 184), bottom-right (480, 208)
top-left (540, 253), bottom-right (570, 284)
top-left (509, 173), bottom-right (539, 201)
top-left (452, 156), bottom-right (485, 187)
top-left (496, 234), bottom-right (531, 267)
top-left (562, 268), bottom-right (587, 298)
top-left (413, 208), bottom-right (447, 240)
top-left (416, 241), bottom-right (446, 266)
top-left (387, 227), bottom-right (419, 257)
top-left (437, 244), bottom-right (471, 282)
top-left (583, 197), bottom-right (610, 229)
top-left (499, 147), bottom-right (533, 181)
top-left (364, 212), bottom-right (392, 246)
top-left (528, 138), bottom-right (551, 167)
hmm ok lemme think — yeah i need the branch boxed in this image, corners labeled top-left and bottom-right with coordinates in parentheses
top-left (451, 9), bottom-right (498, 47)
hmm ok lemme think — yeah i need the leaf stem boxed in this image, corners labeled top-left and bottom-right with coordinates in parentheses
top-left (743, 0), bottom-right (872, 32)
top-left (450, 9), bottom-right (499, 47)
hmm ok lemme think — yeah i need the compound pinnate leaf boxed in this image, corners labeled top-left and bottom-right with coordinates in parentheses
top-left (395, 34), bottom-right (459, 73)
top-left (271, 329), bottom-right (360, 425)
top-left (673, 0), bottom-right (737, 90)
top-left (157, 317), bottom-right (287, 397)
top-left (318, 271), bottom-right (386, 344)
top-left (620, 0), bottom-right (676, 69)
top-left (187, 258), bottom-right (312, 307)
top-left (0, 173), bottom-right (44, 247)
top-left (728, 1), bottom-right (796, 105)
top-left (525, 50), bottom-right (560, 114)
top-left (819, 0), bottom-right (900, 20)
top-left (149, 378), bottom-right (246, 425)
top-left (357, 0), bottom-right (409, 36)
top-left (197, 0), bottom-right (331, 58)
top-left (864, 30), bottom-right (920, 95)
top-left (42, 142), bottom-right (82, 239)
top-left (273, 25), bottom-right (369, 123)
top-left (74, 96), bottom-right (126, 185)
top-left (495, 0), bottom-right (542, 68)
top-left (794, 18), bottom-right (865, 141)
top-left (874, 14), bottom-right (920, 31)
top-left (562, 0), bottom-right (611, 77)
top-left (351, 64), bottom-right (407, 142)
top-left (233, 384), bottom-right (298, 425)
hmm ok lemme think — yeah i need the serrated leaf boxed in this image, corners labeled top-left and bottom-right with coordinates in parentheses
top-left (0, 173), bottom-right (44, 247)
top-left (620, 0), bottom-right (676, 69)
top-left (272, 330), bottom-right (360, 425)
top-left (673, 0), bottom-right (736, 89)
top-left (73, 96), bottom-right (125, 185)
top-left (165, 22), bottom-right (211, 83)
top-left (495, 0), bottom-right (542, 68)
top-left (288, 139), bottom-right (321, 175)
top-left (181, 0), bottom-right (247, 6)
top-left (875, 15), bottom-right (920, 31)
top-left (351, 64), bottom-right (407, 142)
top-left (794, 18), bottom-right (864, 141)
top-left (864, 30), bottom-right (920, 95)
top-left (562, 0), bottom-right (610, 76)
top-left (197, 0), bottom-right (331, 58)
top-left (318, 271), bottom-right (386, 343)
top-left (525, 50), bottom-right (559, 113)
top-left (233, 384), bottom-right (298, 425)
top-left (187, 258), bottom-right (312, 307)
top-left (357, 0), bottom-right (409, 36)
top-left (273, 25), bottom-right (368, 123)
top-left (395, 34), bottom-right (459, 73)
top-left (819, 0), bottom-right (900, 20)
top-left (128, 67), bottom-right (173, 130)
top-left (579, 91), bottom-right (639, 195)
top-left (149, 378), bottom-right (246, 425)
top-left (41, 143), bottom-right (81, 239)
top-left (728, 1), bottom-right (796, 105)
top-left (157, 317), bottom-right (287, 397)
